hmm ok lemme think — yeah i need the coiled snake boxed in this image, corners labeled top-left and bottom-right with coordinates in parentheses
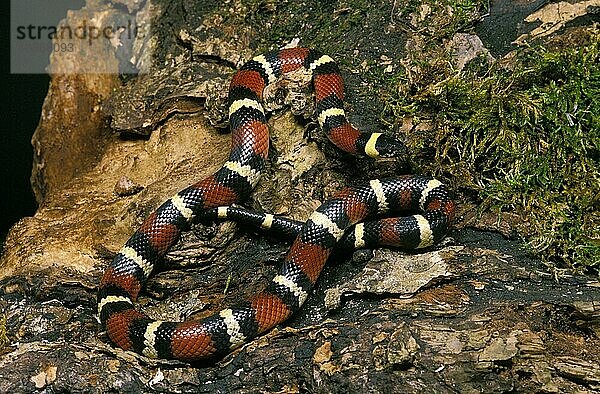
top-left (97, 48), bottom-right (455, 361)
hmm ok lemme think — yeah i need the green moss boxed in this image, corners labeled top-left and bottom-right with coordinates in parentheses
top-left (239, 0), bottom-right (484, 54)
top-left (389, 30), bottom-right (600, 269)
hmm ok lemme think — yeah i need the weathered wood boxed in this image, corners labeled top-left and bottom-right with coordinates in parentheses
top-left (1, 0), bottom-right (599, 392)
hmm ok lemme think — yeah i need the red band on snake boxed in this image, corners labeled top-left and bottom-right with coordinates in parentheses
top-left (97, 48), bottom-right (455, 361)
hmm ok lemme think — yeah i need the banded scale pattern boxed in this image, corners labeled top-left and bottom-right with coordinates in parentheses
top-left (204, 176), bottom-right (453, 250)
top-left (98, 48), bottom-right (454, 361)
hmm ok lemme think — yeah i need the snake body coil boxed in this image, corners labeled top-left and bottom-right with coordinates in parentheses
top-left (98, 48), bottom-right (455, 361)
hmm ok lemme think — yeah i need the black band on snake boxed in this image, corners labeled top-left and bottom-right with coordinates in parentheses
top-left (97, 48), bottom-right (455, 361)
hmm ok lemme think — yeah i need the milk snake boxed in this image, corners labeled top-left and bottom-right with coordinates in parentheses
top-left (98, 48), bottom-right (455, 361)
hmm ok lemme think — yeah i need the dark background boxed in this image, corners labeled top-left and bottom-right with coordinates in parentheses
top-left (0, 71), bottom-right (46, 243)
top-left (1, 2), bottom-right (87, 243)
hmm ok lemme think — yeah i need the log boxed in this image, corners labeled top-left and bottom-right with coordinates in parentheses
top-left (2, 1), bottom-right (599, 392)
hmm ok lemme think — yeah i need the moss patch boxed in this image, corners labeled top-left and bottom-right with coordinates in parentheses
top-left (388, 28), bottom-right (600, 269)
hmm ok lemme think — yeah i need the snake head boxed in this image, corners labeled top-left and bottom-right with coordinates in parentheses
top-left (364, 133), bottom-right (408, 159)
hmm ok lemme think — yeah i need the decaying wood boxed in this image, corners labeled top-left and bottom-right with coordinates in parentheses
top-left (1, 1), bottom-right (599, 392)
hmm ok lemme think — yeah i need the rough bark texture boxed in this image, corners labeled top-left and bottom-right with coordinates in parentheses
top-left (1, 0), bottom-right (600, 392)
